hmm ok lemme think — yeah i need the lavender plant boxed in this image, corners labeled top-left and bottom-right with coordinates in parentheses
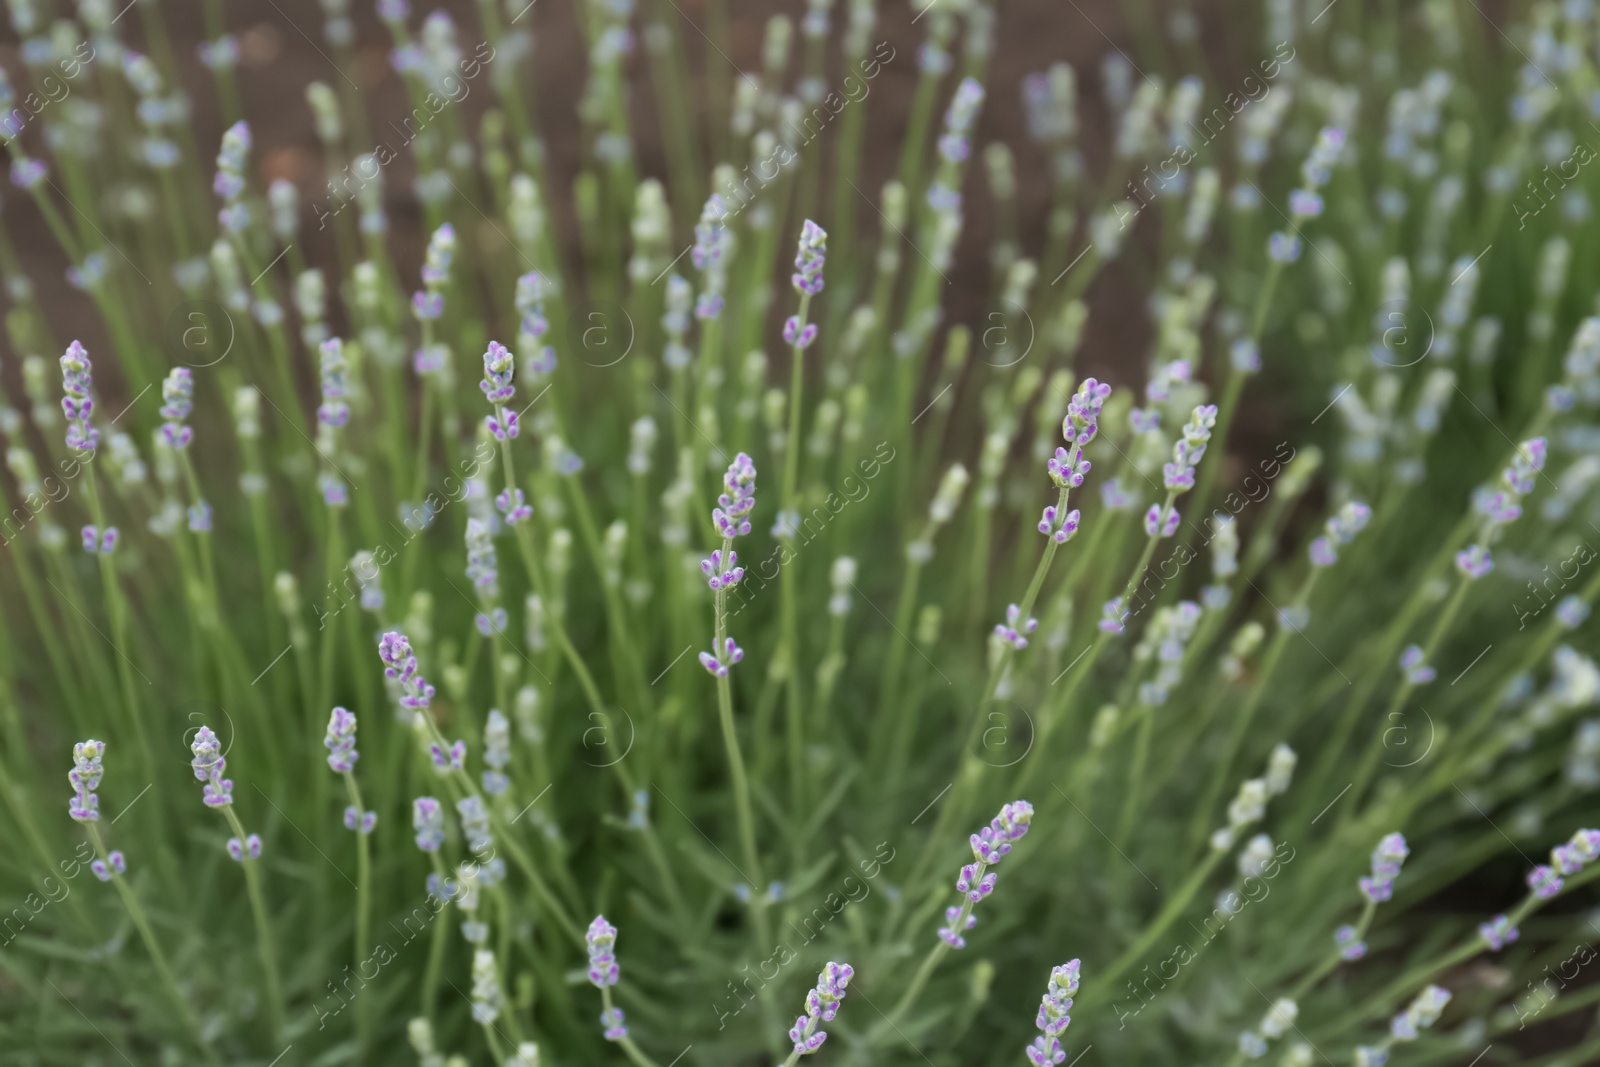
top-left (5, 2), bottom-right (1600, 1067)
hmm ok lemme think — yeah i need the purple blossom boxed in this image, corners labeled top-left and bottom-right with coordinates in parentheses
top-left (994, 604), bottom-right (1038, 649)
top-left (1047, 447), bottom-right (1090, 488)
top-left (586, 915), bottom-right (620, 987)
top-left (316, 340), bottom-right (349, 428)
top-left (413, 797), bottom-right (444, 851)
top-left (783, 315), bottom-right (820, 348)
top-left (60, 341), bottom-right (101, 453)
top-left (791, 218), bottom-right (828, 296)
top-left (1289, 189), bottom-right (1324, 218)
top-left (713, 452), bottom-right (757, 539)
top-left (701, 548), bottom-right (744, 590)
top-left (11, 156), bottom-right (46, 188)
top-left (1334, 924), bottom-right (1367, 960)
top-left (379, 631), bottom-right (436, 711)
top-left (226, 834), bottom-right (262, 861)
top-left (600, 1006), bottom-right (627, 1041)
top-left (430, 739), bottom-right (466, 771)
top-left (1268, 231), bottom-right (1302, 263)
top-left (692, 196), bottom-right (729, 272)
top-left (412, 290), bottom-right (444, 321)
top-left (189, 726), bottom-right (233, 808)
top-left (1026, 959), bottom-right (1080, 1066)
top-left (81, 525), bottom-right (118, 554)
top-left (698, 637), bottom-right (744, 677)
top-left (1310, 537), bottom-right (1337, 566)
top-left (481, 340), bottom-right (516, 407)
top-left (90, 851), bottom-right (126, 881)
top-left (1359, 832), bottom-right (1408, 902)
top-left (1399, 645), bottom-right (1435, 685)
top-left (1456, 544), bottom-right (1493, 579)
top-left (344, 806), bottom-right (377, 833)
top-left (1504, 438), bottom-right (1547, 496)
top-left (324, 706), bottom-right (359, 772)
top-left (1145, 503), bottom-right (1180, 537)
top-left (1038, 505), bottom-right (1081, 544)
top-left (937, 77), bottom-right (985, 164)
top-left (1529, 864), bottom-right (1563, 898)
top-left (788, 962), bottom-right (853, 1056)
top-left (68, 739), bottom-right (105, 822)
top-left (1100, 597), bottom-right (1127, 633)
top-left (496, 487), bottom-right (533, 525)
top-left (1479, 914), bottom-right (1519, 951)
top-left (940, 802), bottom-right (1033, 948)
top-left (938, 905), bottom-right (976, 948)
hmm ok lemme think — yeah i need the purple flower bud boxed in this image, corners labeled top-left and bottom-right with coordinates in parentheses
top-left (90, 850), bottom-right (126, 881)
top-left (600, 1006), bottom-right (628, 1041)
top-left (495, 487), bottom-right (533, 525)
top-left (430, 739), bottom-right (466, 770)
top-left (189, 726), bottom-right (233, 808)
top-left (1335, 924), bottom-right (1367, 960)
top-left (1310, 537), bottom-right (1337, 566)
top-left (1039, 505), bottom-right (1081, 544)
top-left (994, 603), bottom-right (1039, 649)
top-left (783, 315), bottom-right (820, 349)
top-left (1100, 597), bottom-right (1127, 633)
top-left (1456, 544), bottom-right (1494, 579)
top-left (1145, 503), bottom-right (1180, 537)
top-left (713, 452), bottom-right (757, 539)
top-left (699, 637), bottom-right (744, 677)
top-left (1399, 645), bottom-right (1435, 685)
top-left (324, 706), bottom-right (359, 772)
top-left (788, 962), bottom-right (853, 1054)
top-left (586, 915), bottom-right (620, 988)
top-left (791, 218), bottom-right (828, 296)
top-left (1268, 231), bottom-right (1302, 263)
top-left (1528, 864), bottom-right (1563, 898)
top-left (1479, 914), bottom-right (1519, 951)
top-left (226, 834), bottom-right (263, 861)
top-left (413, 797), bottom-right (444, 851)
top-left (379, 631), bottom-right (436, 710)
top-left (68, 739), bottom-right (106, 822)
top-left (481, 340), bottom-right (516, 404)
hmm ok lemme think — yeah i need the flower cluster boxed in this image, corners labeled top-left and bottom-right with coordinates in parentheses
top-left (60, 341), bottom-right (100, 453)
top-left (692, 195), bottom-right (730, 319)
top-left (413, 222), bottom-right (455, 322)
top-left (189, 725), bottom-right (233, 809)
top-left (939, 800), bottom-right (1033, 948)
top-left (699, 637), bottom-right (744, 678)
top-left (515, 271), bottom-right (558, 378)
top-left (324, 706), bottom-right (359, 772)
top-left (1389, 984), bottom-right (1451, 1042)
top-left (994, 604), bottom-right (1039, 650)
top-left (784, 219), bottom-right (828, 348)
top-left (1161, 404), bottom-right (1218, 494)
top-left (1025, 960), bottom-right (1080, 1066)
top-left (379, 631), bottom-right (436, 712)
top-left (1527, 826), bottom-right (1600, 899)
top-left (1479, 913), bottom-right (1520, 951)
top-left (68, 739), bottom-right (104, 822)
top-left (712, 452), bottom-right (758, 540)
top-left (90, 851), bottom-right (126, 882)
top-left (413, 797), bottom-right (444, 851)
top-left (1238, 998), bottom-right (1298, 1060)
top-left (700, 548), bottom-right (744, 590)
top-left (1136, 601), bottom-right (1203, 707)
top-left (213, 120), bottom-right (251, 233)
top-left (1398, 645), bottom-right (1435, 685)
top-left (929, 77), bottom-right (985, 211)
top-left (788, 961), bottom-right (853, 1056)
top-left (1359, 832), bottom-right (1409, 903)
top-left (316, 339), bottom-right (350, 428)
top-left (585, 915), bottom-right (619, 988)
top-left (483, 709), bottom-right (511, 795)
top-left (159, 366), bottom-right (194, 448)
top-left (1309, 501), bottom-right (1372, 566)
top-left (481, 340), bottom-right (519, 441)
top-left (81, 525), bottom-right (118, 554)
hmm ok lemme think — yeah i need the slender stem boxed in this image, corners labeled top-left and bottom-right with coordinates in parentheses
top-left (86, 824), bottom-right (211, 1058)
top-left (221, 806), bottom-right (286, 1038)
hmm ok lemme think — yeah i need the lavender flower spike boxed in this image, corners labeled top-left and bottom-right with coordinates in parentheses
top-left (1479, 914), bottom-right (1519, 951)
top-left (413, 797), bottom-right (444, 851)
top-left (940, 801), bottom-right (1034, 947)
top-left (788, 962), bottom-right (854, 1056)
top-left (995, 604), bottom-right (1038, 649)
top-left (60, 340), bottom-right (101, 453)
top-left (791, 218), bottom-right (828, 296)
top-left (713, 452), bottom-right (758, 539)
top-left (481, 340), bottom-right (519, 441)
top-left (1025, 960), bottom-right (1081, 1066)
top-left (324, 706), bottom-right (359, 772)
top-left (158, 366), bottom-right (194, 448)
top-left (379, 631), bottom-right (436, 711)
top-left (1358, 832), bottom-right (1408, 902)
top-left (586, 915), bottom-right (620, 987)
top-left (68, 739), bottom-right (105, 822)
top-left (316, 339), bottom-right (349, 427)
top-left (190, 725), bottom-right (233, 808)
